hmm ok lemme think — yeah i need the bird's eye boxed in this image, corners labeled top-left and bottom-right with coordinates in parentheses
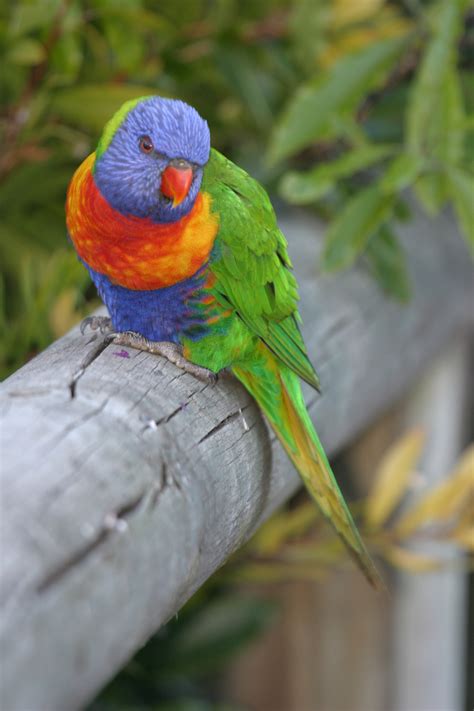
top-left (139, 136), bottom-right (154, 154)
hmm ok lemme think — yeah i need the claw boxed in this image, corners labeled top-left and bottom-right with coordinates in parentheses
top-left (80, 316), bottom-right (113, 336)
top-left (112, 332), bottom-right (219, 383)
top-left (79, 322), bottom-right (219, 383)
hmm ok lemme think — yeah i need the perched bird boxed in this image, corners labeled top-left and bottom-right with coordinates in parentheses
top-left (66, 96), bottom-right (382, 587)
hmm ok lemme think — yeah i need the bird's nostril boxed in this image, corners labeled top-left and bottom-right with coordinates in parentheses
top-left (170, 158), bottom-right (193, 171)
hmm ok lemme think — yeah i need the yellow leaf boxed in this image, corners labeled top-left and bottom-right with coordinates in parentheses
top-left (278, 538), bottom-right (344, 565)
top-left (383, 545), bottom-right (441, 573)
top-left (320, 5), bottom-right (413, 67)
top-left (449, 499), bottom-right (474, 550)
top-left (451, 527), bottom-right (474, 551)
top-left (395, 445), bottom-right (474, 537)
top-left (330, 0), bottom-right (385, 28)
top-left (365, 428), bottom-right (425, 530)
top-left (250, 502), bottom-right (319, 555)
top-left (453, 498), bottom-right (474, 529)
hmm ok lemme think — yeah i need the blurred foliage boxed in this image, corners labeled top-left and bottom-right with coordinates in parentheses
top-left (274, 0), bottom-right (474, 298)
top-left (89, 433), bottom-right (473, 708)
top-left (224, 434), bottom-right (474, 581)
top-left (1, 0), bottom-right (473, 378)
top-left (89, 590), bottom-right (275, 710)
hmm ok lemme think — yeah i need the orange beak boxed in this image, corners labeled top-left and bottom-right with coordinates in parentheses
top-left (161, 164), bottom-right (193, 207)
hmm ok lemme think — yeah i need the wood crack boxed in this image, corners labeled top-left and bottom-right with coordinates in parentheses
top-left (44, 398), bottom-right (109, 453)
top-left (197, 405), bottom-right (251, 445)
top-left (36, 490), bottom-right (147, 594)
top-left (69, 337), bottom-right (112, 398)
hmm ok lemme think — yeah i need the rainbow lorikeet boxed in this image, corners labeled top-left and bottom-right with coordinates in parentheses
top-left (66, 96), bottom-right (381, 588)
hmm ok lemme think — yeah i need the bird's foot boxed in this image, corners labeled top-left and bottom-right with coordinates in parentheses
top-left (80, 315), bottom-right (113, 336)
top-left (112, 331), bottom-right (218, 384)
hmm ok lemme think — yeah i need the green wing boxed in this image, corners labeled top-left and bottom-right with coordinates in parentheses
top-left (202, 149), bottom-right (320, 391)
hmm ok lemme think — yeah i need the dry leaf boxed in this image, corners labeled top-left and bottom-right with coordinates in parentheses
top-left (365, 428), bottom-right (425, 530)
top-left (320, 4), bottom-right (413, 67)
top-left (450, 527), bottom-right (474, 551)
top-left (250, 502), bottom-right (319, 556)
top-left (449, 500), bottom-right (474, 551)
top-left (395, 445), bottom-right (474, 537)
top-left (383, 545), bottom-right (441, 573)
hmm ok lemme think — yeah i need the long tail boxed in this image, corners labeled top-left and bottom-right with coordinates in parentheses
top-left (232, 344), bottom-right (383, 589)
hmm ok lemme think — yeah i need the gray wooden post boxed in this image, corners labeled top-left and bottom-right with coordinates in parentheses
top-left (0, 208), bottom-right (472, 710)
top-left (393, 338), bottom-right (471, 711)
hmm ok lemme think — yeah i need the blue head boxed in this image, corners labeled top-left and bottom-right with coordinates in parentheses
top-left (93, 96), bottom-right (211, 223)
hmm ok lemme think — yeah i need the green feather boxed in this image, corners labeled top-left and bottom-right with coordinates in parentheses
top-left (202, 149), bottom-right (320, 389)
top-left (190, 148), bottom-right (383, 588)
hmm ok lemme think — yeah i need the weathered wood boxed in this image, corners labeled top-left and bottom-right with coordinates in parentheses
top-left (393, 338), bottom-right (471, 711)
top-left (0, 208), bottom-right (472, 710)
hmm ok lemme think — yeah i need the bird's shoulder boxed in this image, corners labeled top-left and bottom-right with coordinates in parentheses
top-left (201, 149), bottom-right (320, 390)
top-left (202, 148), bottom-right (292, 301)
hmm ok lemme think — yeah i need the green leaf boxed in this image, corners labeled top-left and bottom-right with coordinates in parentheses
top-left (8, 1), bottom-right (59, 37)
top-left (406, 1), bottom-right (465, 159)
top-left (217, 49), bottom-right (273, 129)
top-left (380, 153), bottom-right (425, 194)
top-left (97, 5), bottom-right (172, 33)
top-left (436, 67), bottom-right (466, 168)
top-left (413, 174), bottom-right (446, 216)
top-left (364, 84), bottom-right (409, 144)
top-left (50, 84), bottom-right (165, 133)
top-left (268, 36), bottom-right (408, 164)
top-left (49, 32), bottom-right (83, 81)
top-left (447, 169), bottom-right (474, 254)
top-left (321, 185), bottom-right (395, 271)
top-left (6, 38), bottom-right (46, 65)
top-left (365, 225), bottom-right (411, 302)
top-left (393, 198), bottom-right (412, 223)
top-left (279, 144), bottom-right (395, 205)
top-left (414, 66), bottom-right (466, 213)
top-left (405, 0), bottom-right (467, 215)
top-left (411, 66), bottom-right (466, 213)
top-left (103, 17), bottom-right (145, 73)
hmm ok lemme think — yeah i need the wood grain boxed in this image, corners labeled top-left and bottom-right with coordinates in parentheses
top-left (0, 207), bottom-right (472, 710)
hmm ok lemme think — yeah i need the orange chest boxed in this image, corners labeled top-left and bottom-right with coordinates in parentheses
top-left (66, 154), bottom-right (219, 290)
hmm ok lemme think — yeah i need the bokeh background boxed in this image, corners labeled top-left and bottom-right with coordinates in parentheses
top-left (1, 1), bottom-right (473, 710)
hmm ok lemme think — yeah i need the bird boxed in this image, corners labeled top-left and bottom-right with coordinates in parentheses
top-left (66, 95), bottom-right (382, 588)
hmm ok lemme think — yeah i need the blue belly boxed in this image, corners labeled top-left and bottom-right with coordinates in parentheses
top-left (85, 263), bottom-right (208, 343)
